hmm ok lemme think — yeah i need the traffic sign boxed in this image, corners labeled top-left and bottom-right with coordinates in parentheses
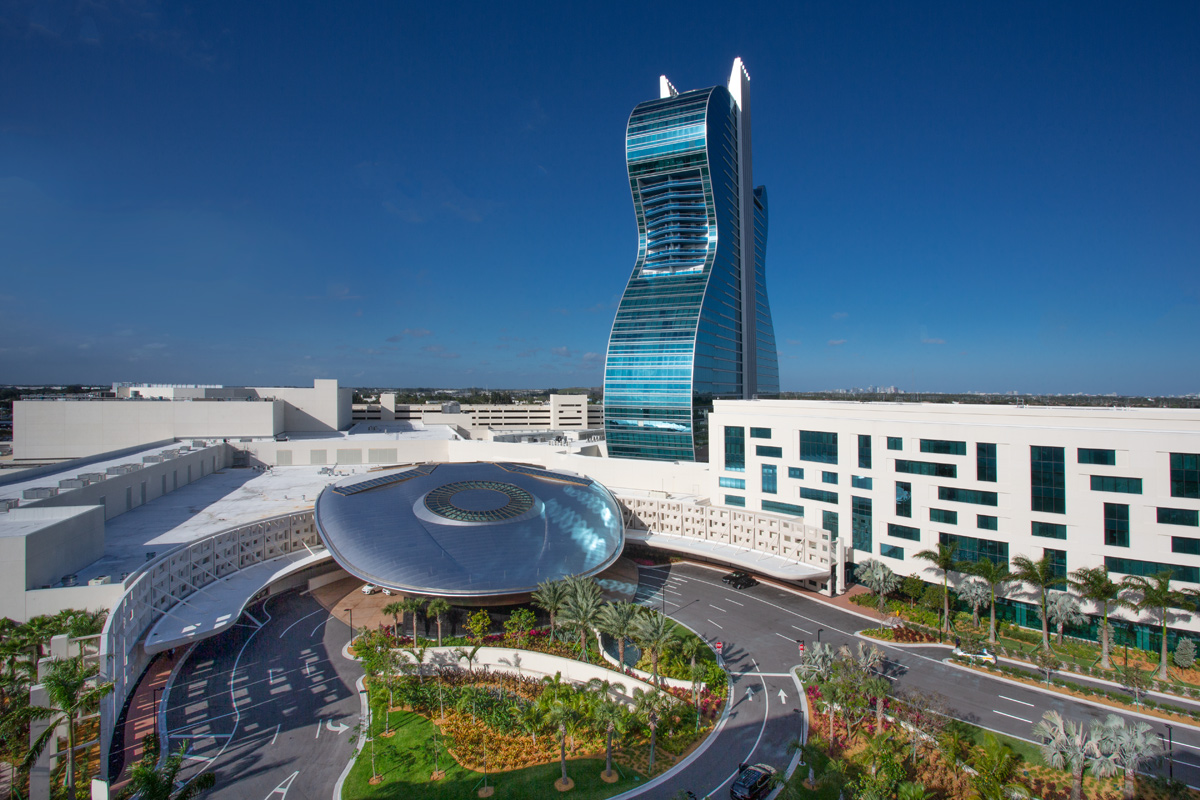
top-left (798, 639), bottom-right (806, 656)
top-left (715, 640), bottom-right (723, 653)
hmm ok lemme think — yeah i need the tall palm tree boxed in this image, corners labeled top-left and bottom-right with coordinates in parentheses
top-left (958, 578), bottom-right (990, 629)
top-left (532, 579), bottom-right (571, 640)
top-left (1047, 591), bottom-right (1085, 645)
top-left (1095, 714), bottom-right (1161, 800)
top-left (855, 559), bottom-right (900, 625)
top-left (560, 584), bottom-right (605, 664)
top-left (593, 697), bottom-right (629, 781)
top-left (631, 611), bottom-right (679, 689)
top-left (1011, 555), bottom-right (1064, 650)
top-left (1070, 565), bottom-right (1121, 669)
top-left (116, 733), bottom-right (216, 800)
top-left (544, 698), bottom-right (579, 787)
top-left (967, 732), bottom-right (1030, 800)
top-left (965, 557), bottom-right (1011, 644)
top-left (1031, 710), bottom-right (1104, 800)
top-left (425, 598), bottom-right (451, 647)
top-left (398, 597), bottom-right (426, 645)
top-left (862, 675), bottom-right (891, 732)
top-left (1120, 570), bottom-right (1187, 681)
top-left (26, 656), bottom-right (114, 800)
top-left (597, 601), bottom-right (640, 669)
top-left (632, 688), bottom-right (670, 774)
top-left (381, 600), bottom-right (404, 639)
top-left (914, 542), bottom-right (959, 635)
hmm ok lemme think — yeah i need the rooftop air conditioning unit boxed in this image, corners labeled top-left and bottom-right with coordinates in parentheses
top-left (143, 455), bottom-right (163, 463)
top-left (88, 576), bottom-right (111, 586)
top-left (79, 472), bottom-right (106, 482)
top-left (59, 479), bottom-right (85, 489)
top-left (23, 487), bottom-right (58, 499)
top-left (0, 499), bottom-right (18, 512)
top-left (61, 574), bottom-right (78, 587)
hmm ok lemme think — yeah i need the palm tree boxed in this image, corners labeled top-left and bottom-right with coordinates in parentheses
top-left (425, 598), bottom-right (451, 647)
top-left (855, 559), bottom-right (900, 624)
top-left (544, 698), bottom-right (579, 787)
top-left (1046, 591), bottom-right (1085, 645)
top-left (1011, 555), bottom-right (1064, 650)
top-left (593, 697), bottom-right (629, 780)
top-left (1070, 565), bottom-right (1121, 669)
top-left (967, 732), bottom-right (1030, 800)
top-left (1031, 710), bottom-right (1103, 800)
top-left (1119, 570), bottom-right (1187, 681)
top-left (896, 782), bottom-right (934, 800)
top-left (560, 583), bottom-right (604, 664)
top-left (26, 656), bottom-right (114, 800)
top-left (64, 609), bottom-right (107, 656)
top-left (632, 688), bottom-right (670, 774)
top-left (597, 600), bottom-right (640, 669)
top-left (862, 675), bottom-right (891, 732)
top-left (398, 597), bottom-right (426, 645)
top-left (116, 733), bottom-right (216, 800)
top-left (532, 579), bottom-right (571, 640)
top-left (381, 600), bottom-right (404, 639)
top-left (631, 611), bottom-right (679, 689)
top-left (965, 557), bottom-right (1011, 644)
top-left (1095, 714), bottom-right (1161, 800)
top-left (914, 542), bottom-right (959, 635)
top-left (958, 578), bottom-right (990, 629)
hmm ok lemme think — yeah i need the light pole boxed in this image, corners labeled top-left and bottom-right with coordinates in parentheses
top-left (345, 607), bottom-right (354, 644)
top-left (817, 628), bottom-right (824, 644)
top-left (1165, 724), bottom-right (1174, 781)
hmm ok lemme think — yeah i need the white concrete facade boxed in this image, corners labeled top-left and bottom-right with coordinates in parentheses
top-left (353, 393), bottom-right (604, 433)
top-left (708, 399), bottom-right (1200, 589)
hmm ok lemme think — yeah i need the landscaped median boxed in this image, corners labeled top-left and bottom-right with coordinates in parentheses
top-left (340, 621), bottom-right (726, 797)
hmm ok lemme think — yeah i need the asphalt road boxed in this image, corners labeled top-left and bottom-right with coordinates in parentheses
top-left (641, 562), bottom-right (1200, 793)
top-left (164, 589), bottom-right (361, 800)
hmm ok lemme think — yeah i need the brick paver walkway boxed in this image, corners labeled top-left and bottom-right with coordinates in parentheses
top-left (112, 649), bottom-right (180, 789)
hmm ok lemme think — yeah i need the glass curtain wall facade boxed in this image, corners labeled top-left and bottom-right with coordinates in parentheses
top-left (605, 59), bottom-right (779, 461)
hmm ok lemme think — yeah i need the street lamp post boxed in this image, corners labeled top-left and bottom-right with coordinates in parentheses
top-left (345, 608), bottom-right (354, 644)
top-left (1166, 724), bottom-right (1174, 780)
top-left (817, 628), bottom-right (824, 644)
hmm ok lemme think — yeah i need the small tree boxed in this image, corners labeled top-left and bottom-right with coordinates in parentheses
top-left (914, 542), bottom-right (959, 635)
top-left (1047, 591), bottom-right (1085, 645)
top-left (1032, 710), bottom-right (1105, 800)
top-left (1117, 662), bottom-right (1153, 706)
top-left (958, 578), bottom-right (990, 629)
top-left (116, 733), bottom-right (216, 800)
top-left (26, 656), bottom-right (114, 800)
top-left (1035, 646), bottom-right (1060, 685)
top-left (1174, 637), bottom-right (1196, 670)
top-left (504, 608), bottom-right (537, 648)
top-left (855, 559), bottom-right (900, 625)
top-left (467, 609), bottom-right (492, 641)
top-left (901, 575), bottom-right (925, 607)
top-left (425, 598), bottom-right (451, 647)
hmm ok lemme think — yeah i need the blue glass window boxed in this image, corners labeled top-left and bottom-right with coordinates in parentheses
top-left (799, 431), bottom-right (838, 464)
top-left (977, 443), bottom-right (997, 482)
top-left (938, 487), bottom-right (998, 506)
top-left (1104, 503), bottom-right (1130, 548)
top-left (977, 514), bottom-right (998, 531)
top-left (822, 471), bottom-right (839, 485)
top-left (851, 475), bottom-right (873, 490)
top-left (1172, 537), bottom-right (1200, 555)
top-left (800, 487), bottom-right (839, 504)
top-left (1045, 548), bottom-right (1067, 581)
top-left (852, 496), bottom-right (872, 552)
top-left (750, 427), bottom-right (772, 439)
top-left (787, 467), bottom-right (804, 479)
top-left (895, 481), bottom-right (912, 518)
top-left (1079, 448), bottom-right (1116, 465)
top-left (719, 477), bottom-right (745, 489)
top-left (921, 439), bottom-right (967, 456)
top-left (756, 445), bottom-right (783, 458)
top-left (763, 500), bottom-right (804, 517)
top-left (724, 427), bottom-right (745, 473)
top-left (1107, 556), bottom-right (1197, 582)
top-left (1159, 507), bottom-right (1200, 527)
top-left (887, 436), bottom-right (903, 451)
top-left (858, 435), bottom-right (872, 469)
top-left (725, 494), bottom-right (746, 507)
top-left (1032, 521), bottom-right (1067, 540)
top-left (888, 523), bottom-right (920, 541)
top-left (1091, 476), bottom-right (1143, 494)
top-left (930, 508), bottom-right (958, 525)
top-left (762, 464), bottom-right (777, 495)
top-left (940, 532), bottom-right (1008, 566)
top-left (880, 543), bottom-right (904, 560)
top-left (1031, 446), bottom-right (1066, 514)
top-left (895, 460), bottom-right (957, 478)
top-left (823, 510), bottom-right (839, 540)
top-left (1171, 453), bottom-right (1200, 498)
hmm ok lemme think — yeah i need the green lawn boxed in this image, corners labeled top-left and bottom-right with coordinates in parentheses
top-left (342, 709), bottom-right (648, 800)
top-left (959, 721), bottom-right (1045, 766)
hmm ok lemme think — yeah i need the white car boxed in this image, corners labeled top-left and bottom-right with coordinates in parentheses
top-left (361, 584), bottom-right (378, 595)
top-left (381, 587), bottom-right (394, 596)
top-left (953, 646), bottom-right (997, 665)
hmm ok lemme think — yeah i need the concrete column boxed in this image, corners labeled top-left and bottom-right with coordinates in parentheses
top-left (28, 683), bottom-right (51, 800)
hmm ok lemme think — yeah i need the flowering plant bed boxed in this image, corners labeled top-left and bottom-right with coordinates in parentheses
top-left (859, 626), bottom-right (939, 644)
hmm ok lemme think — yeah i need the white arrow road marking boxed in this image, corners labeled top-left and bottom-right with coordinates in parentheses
top-left (745, 686), bottom-right (755, 701)
top-left (315, 719), bottom-right (322, 739)
top-left (778, 689), bottom-right (788, 703)
top-left (326, 719), bottom-right (349, 734)
top-left (270, 724), bottom-right (280, 745)
top-left (265, 771), bottom-right (298, 798)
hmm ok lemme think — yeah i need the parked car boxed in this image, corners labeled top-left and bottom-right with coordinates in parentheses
top-left (381, 587), bottom-right (395, 596)
top-left (952, 646), bottom-right (997, 665)
top-left (730, 762), bottom-right (776, 800)
top-left (722, 570), bottom-right (750, 584)
top-left (361, 584), bottom-right (378, 595)
top-left (729, 574), bottom-right (758, 590)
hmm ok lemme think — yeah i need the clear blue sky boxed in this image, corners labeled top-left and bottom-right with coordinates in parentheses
top-left (2, 1), bottom-right (1197, 394)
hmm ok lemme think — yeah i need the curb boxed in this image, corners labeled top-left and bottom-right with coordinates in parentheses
top-left (331, 674), bottom-right (369, 800)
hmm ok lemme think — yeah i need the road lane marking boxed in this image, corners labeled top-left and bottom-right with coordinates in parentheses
top-left (270, 723), bottom-right (280, 746)
top-left (791, 625), bottom-right (812, 634)
top-left (725, 599), bottom-right (744, 606)
top-left (707, 619), bottom-right (724, 630)
top-left (278, 608), bottom-right (325, 639)
top-left (315, 719), bottom-right (322, 739)
top-left (709, 604), bottom-right (726, 612)
top-left (774, 633), bottom-right (794, 641)
top-left (1000, 695), bottom-right (1035, 707)
top-left (706, 659), bottom-right (771, 797)
top-left (309, 618), bottom-right (328, 637)
top-left (266, 771), bottom-right (299, 798)
top-left (665, 589), bottom-right (683, 596)
top-left (993, 709), bottom-right (1033, 724)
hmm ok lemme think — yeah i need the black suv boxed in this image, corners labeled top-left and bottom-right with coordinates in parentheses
top-left (722, 570), bottom-right (749, 584)
top-left (730, 762), bottom-right (776, 799)
top-left (729, 574), bottom-right (758, 590)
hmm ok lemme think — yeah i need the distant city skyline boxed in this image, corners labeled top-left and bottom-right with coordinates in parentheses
top-left (1, 2), bottom-right (1197, 395)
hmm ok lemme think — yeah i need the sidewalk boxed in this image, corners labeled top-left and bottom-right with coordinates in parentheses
top-left (111, 649), bottom-right (181, 789)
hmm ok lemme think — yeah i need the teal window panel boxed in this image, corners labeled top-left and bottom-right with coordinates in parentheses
top-left (859, 435), bottom-right (872, 469)
top-left (799, 431), bottom-right (838, 464)
top-left (977, 514), bottom-right (998, 531)
top-left (921, 439), bottom-right (967, 456)
top-left (940, 532), bottom-right (1008, 566)
top-left (1079, 448), bottom-right (1116, 465)
top-left (823, 510), bottom-right (839, 540)
top-left (1091, 476), bottom-right (1143, 495)
top-left (1031, 446), bottom-right (1066, 514)
top-left (880, 543), bottom-right (904, 560)
top-left (1032, 521), bottom-right (1067, 540)
top-left (1171, 453), bottom-right (1200, 498)
top-left (750, 427), bottom-right (772, 439)
top-left (1106, 556), bottom-right (1198, 583)
top-left (1159, 507), bottom-right (1200, 527)
top-left (787, 467), bottom-right (804, 479)
top-left (1045, 548), bottom-right (1067, 581)
top-left (852, 496), bottom-right (872, 552)
top-left (800, 487), bottom-right (839, 504)
top-left (762, 464), bottom-right (778, 495)
top-left (888, 523), bottom-right (920, 541)
top-left (822, 471), bottom-right (839, 485)
top-left (939, 487), bottom-right (999, 506)
top-left (724, 427), bottom-right (745, 473)
top-left (1172, 537), bottom-right (1200, 556)
top-left (930, 508), bottom-right (958, 525)
top-left (851, 475), bottom-right (873, 490)
top-left (762, 500), bottom-right (804, 517)
top-left (756, 445), bottom-right (783, 458)
top-left (719, 477), bottom-right (745, 489)
top-left (725, 494), bottom-right (746, 507)
top-left (977, 442), bottom-right (997, 482)
top-left (895, 459), bottom-right (957, 478)
top-left (886, 437), bottom-right (903, 451)
top-left (1104, 503), bottom-right (1130, 548)
top-left (895, 481), bottom-right (912, 518)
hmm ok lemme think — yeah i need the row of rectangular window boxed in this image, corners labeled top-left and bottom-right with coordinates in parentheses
top-left (896, 459), bottom-right (957, 478)
top-left (1091, 475), bottom-right (1142, 494)
top-left (921, 439), bottom-right (966, 456)
top-left (762, 500), bottom-right (804, 517)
